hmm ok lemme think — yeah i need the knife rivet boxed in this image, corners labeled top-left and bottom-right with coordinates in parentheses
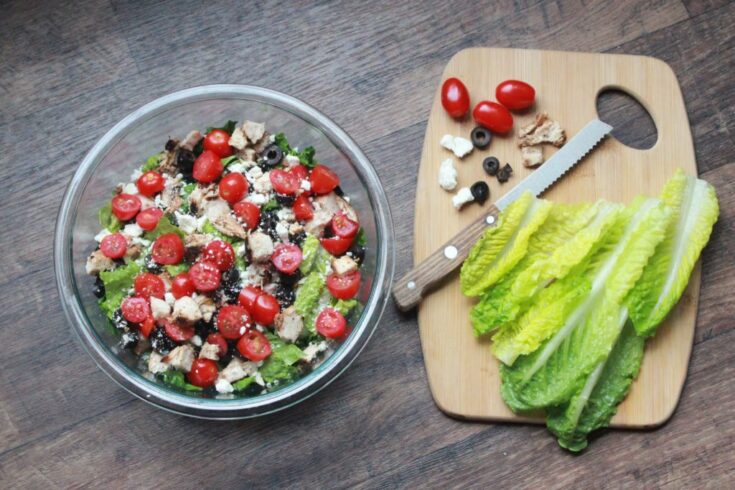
top-left (486, 215), bottom-right (496, 225)
top-left (407, 281), bottom-right (416, 290)
top-left (444, 246), bottom-right (458, 260)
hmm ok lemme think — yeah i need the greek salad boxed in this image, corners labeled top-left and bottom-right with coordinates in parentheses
top-left (86, 119), bottom-right (366, 395)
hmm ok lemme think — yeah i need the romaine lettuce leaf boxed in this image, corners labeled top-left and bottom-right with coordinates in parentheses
top-left (294, 273), bottom-right (326, 333)
top-left (493, 198), bottom-right (670, 366)
top-left (143, 215), bottom-right (185, 240)
top-left (259, 335), bottom-right (305, 384)
top-left (626, 170), bottom-right (719, 337)
top-left (98, 202), bottom-right (122, 232)
top-left (546, 318), bottom-right (644, 452)
top-left (98, 262), bottom-right (141, 319)
top-left (461, 192), bottom-right (552, 297)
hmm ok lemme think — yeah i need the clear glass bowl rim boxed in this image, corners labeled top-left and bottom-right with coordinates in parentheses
top-left (54, 84), bottom-right (395, 419)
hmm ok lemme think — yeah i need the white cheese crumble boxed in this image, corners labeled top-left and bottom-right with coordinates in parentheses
top-left (191, 335), bottom-right (202, 347)
top-left (452, 187), bottom-right (475, 209)
top-left (438, 158), bottom-right (458, 191)
top-left (246, 193), bottom-right (268, 205)
top-left (122, 223), bottom-right (144, 238)
top-left (164, 292), bottom-right (175, 306)
top-left (284, 154), bottom-right (300, 167)
top-left (122, 183), bottom-right (138, 195)
top-left (130, 169), bottom-right (143, 181)
top-left (228, 162), bottom-right (247, 174)
top-left (215, 378), bottom-right (234, 394)
top-left (300, 179), bottom-right (311, 192)
top-left (439, 134), bottom-right (474, 158)
top-left (246, 166), bottom-right (263, 183)
top-left (131, 237), bottom-right (151, 247)
top-left (94, 229), bottom-right (112, 242)
top-left (175, 212), bottom-right (198, 234)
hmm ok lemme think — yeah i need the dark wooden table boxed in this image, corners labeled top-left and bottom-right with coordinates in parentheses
top-left (2, 1), bottom-right (733, 487)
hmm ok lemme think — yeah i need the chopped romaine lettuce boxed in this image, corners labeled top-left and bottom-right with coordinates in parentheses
top-left (299, 235), bottom-right (330, 275)
top-left (262, 198), bottom-right (280, 212)
top-left (201, 219), bottom-right (240, 244)
top-left (294, 273), bottom-right (326, 333)
top-left (259, 335), bottom-right (305, 384)
top-left (221, 155), bottom-right (239, 167)
top-left (143, 215), bottom-right (185, 240)
top-left (98, 262), bottom-right (141, 318)
top-left (331, 298), bottom-right (358, 316)
top-left (205, 120), bottom-right (237, 135)
top-left (232, 376), bottom-right (256, 392)
top-left (158, 369), bottom-right (202, 391)
top-left (165, 263), bottom-right (190, 276)
top-left (141, 153), bottom-right (163, 172)
top-left (98, 202), bottom-right (122, 232)
top-left (274, 132), bottom-right (316, 168)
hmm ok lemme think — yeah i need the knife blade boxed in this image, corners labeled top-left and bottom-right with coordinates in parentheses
top-left (392, 119), bottom-right (613, 312)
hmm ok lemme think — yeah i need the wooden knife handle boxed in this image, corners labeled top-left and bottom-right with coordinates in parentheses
top-left (392, 204), bottom-right (501, 312)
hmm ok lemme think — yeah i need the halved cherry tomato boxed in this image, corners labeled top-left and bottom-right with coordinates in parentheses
top-left (237, 330), bottom-right (272, 362)
top-left (162, 319), bottom-right (194, 342)
top-left (201, 240), bottom-right (235, 271)
top-left (216, 304), bottom-right (252, 340)
top-left (219, 172), bottom-right (248, 204)
top-left (192, 150), bottom-right (224, 183)
top-left (151, 233), bottom-right (184, 265)
top-left (139, 317), bottom-right (155, 338)
top-left (206, 333), bottom-right (228, 357)
top-left (188, 261), bottom-right (221, 292)
top-left (171, 272), bottom-right (195, 299)
top-left (238, 285), bottom-right (263, 312)
top-left (292, 195), bottom-right (314, 221)
top-left (289, 164), bottom-right (309, 181)
top-left (326, 270), bottom-right (361, 300)
top-left (316, 308), bottom-right (347, 339)
top-left (100, 232), bottom-right (128, 259)
top-left (320, 236), bottom-right (353, 256)
top-left (441, 77), bottom-right (470, 118)
top-left (204, 129), bottom-right (234, 158)
top-left (472, 101), bottom-right (513, 134)
top-left (121, 296), bottom-right (150, 323)
top-left (270, 169), bottom-right (300, 196)
top-left (233, 201), bottom-right (260, 230)
top-left (136, 171), bottom-right (165, 197)
top-left (111, 194), bottom-right (141, 221)
top-left (251, 293), bottom-right (280, 326)
top-left (496, 80), bottom-right (535, 111)
top-left (134, 272), bottom-right (165, 299)
top-left (271, 243), bottom-right (303, 274)
top-left (310, 165), bottom-right (339, 195)
top-left (187, 358), bottom-right (219, 388)
top-left (331, 211), bottom-right (359, 238)
top-left (135, 207), bottom-right (163, 231)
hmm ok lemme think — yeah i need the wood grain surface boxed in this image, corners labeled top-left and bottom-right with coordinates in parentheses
top-left (415, 48), bottom-right (700, 427)
top-left (0, 0), bottom-right (733, 488)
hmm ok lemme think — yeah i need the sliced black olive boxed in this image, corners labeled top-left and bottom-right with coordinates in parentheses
top-left (471, 126), bottom-right (492, 149)
top-left (279, 270), bottom-right (302, 286)
top-left (144, 255), bottom-right (163, 274)
top-left (119, 331), bottom-right (140, 350)
top-left (93, 276), bottom-right (105, 298)
top-left (349, 244), bottom-right (366, 264)
top-left (483, 156), bottom-right (500, 176)
top-left (150, 326), bottom-right (177, 354)
top-left (176, 148), bottom-right (196, 174)
top-left (275, 193), bottom-right (295, 207)
top-left (260, 144), bottom-right (283, 168)
top-left (112, 309), bottom-right (130, 331)
top-left (470, 181), bottom-right (490, 205)
top-left (194, 319), bottom-right (215, 339)
top-left (333, 186), bottom-right (345, 197)
top-left (289, 231), bottom-right (306, 246)
top-left (497, 163), bottom-right (513, 183)
top-left (275, 284), bottom-right (296, 308)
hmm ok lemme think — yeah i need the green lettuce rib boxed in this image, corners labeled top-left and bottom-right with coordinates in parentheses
top-left (546, 317), bottom-right (645, 452)
top-left (626, 170), bottom-right (719, 337)
top-left (461, 192), bottom-right (552, 297)
top-left (499, 198), bottom-right (670, 410)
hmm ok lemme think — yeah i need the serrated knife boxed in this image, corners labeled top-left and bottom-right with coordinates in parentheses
top-left (392, 119), bottom-right (613, 311)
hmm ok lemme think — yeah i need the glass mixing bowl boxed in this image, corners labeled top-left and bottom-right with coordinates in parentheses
top-left (54, 85), bottom-right (394, 419)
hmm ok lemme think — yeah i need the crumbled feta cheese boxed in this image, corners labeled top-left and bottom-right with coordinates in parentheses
top-left (438, 158), bottom-right (458, 191)
top-left (452, 187), bottom-right (475, 209)
top-left (228, 162), bottom-right (247, 174)
top-left (215, 378), bottom-right (234, 394)
top-left (246, 166), bottom-right (264, 183)
top-left (439, 134), bottom-right (455, 151)
top-left (123, 223), bottom-right (144, 238)
top-left (122, 183), bottom-right (138, 195)
top-left (284, 154), bottom-right (300, 167)
top-left (300, 180), bottom-right (311, 192)
top-left (276, 208), bottom-right (295, 222)
top-left (164, 292), bottom-right (175, 306)
top-left (176, 212), bottom-right (198, 234)
top-left (303, 341), bottom-right (328, 362)
top-left (235, 242), bottom-right (247, 257)
top-left (246, 193), bottom-right (268, 205)
top-left (94, 229), bottom-right (112, 242)
top-left (275, 222), bottom-right (289, 242)
top-left (439, 134), bottom-right (474, 159)
top-left (130, 169), bottom-right (143, 181)
top-left (255, 372), bottom-right (266, 386)
top-left (196, 215), bottom-right (208, 232)
top-left (131, 237), bottom-right (151, 247)
top-left (191, 335), bottom-right (202, 347)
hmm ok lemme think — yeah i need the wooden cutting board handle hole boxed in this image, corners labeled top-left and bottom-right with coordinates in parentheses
top-left (596, 87), bottom-right (658, 150)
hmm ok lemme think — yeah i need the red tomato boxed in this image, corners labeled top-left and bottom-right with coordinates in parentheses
top-left (238, 285), bottom-right (263, 312)
top-left (171, 272), bottom-right (195, 299)
top-left (289, 164), bottom-right (309, 181)
top-left (201, 240), bottom-right (235, 271)
top-left (216, 304), bottom-right (252, 340)
top-left (233, 201), bottom-right (260, 230)
top-left (331, 211), bottom-right (359, 238)
top-left (310, 165), bottom-right (339, 195)
top-left (204, 129), bottom-right (234, 157)
top-left (188, 261), bottom-right (221, 292)
top-left (270, 169), bottom-right (300, 196)
top-left (162, 319), bottom-right (194, 342)
top-left (187, 358), bottom-right (219, 388)
top-left (135, 207), bottom-right (163, 231)
top-left (472, 101), bottom-right (513, 134)
top-left (236, 330), bottom-right (272, 362)
top-left (219, 172), bottom-right (248, 204)
top-left (441, 77), bottom-right (470, 118)
top-left (139, 317), bottom-right (155, 338)
top-left (251, 293), bottom-right (280, 326)
top-left (316, 308), bottom-right (347, 339)
top-left (100, 232), bottom-right (128, 259)
top-left (111, 194), bottom-right (141, 221)
top-left (320, 236), bottom-right (353, 256)
top-left (496, 80), bottom-right (536, 111)
top-left (192, 150), bottom-right (224, 183)
top-left (134, 272), bottom-right (165, 299)
top-left (121, 296), bottom-right (150, 323)
top-left (206, 333), bottom-right (228, 357)
top-left (292, 195), bottom-right (314, 221)
top-left (271, 243), bottom-right (303, 274)
top-left (326, 270), bottom-right (361, 300)
top-left (151, 233), bottom-right (184, 265)
top-left (136, 171), bottom-right (165, 197)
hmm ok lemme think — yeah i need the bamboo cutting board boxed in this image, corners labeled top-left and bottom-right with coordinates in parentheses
top-left (414, 48), bottom-right (699, 427)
